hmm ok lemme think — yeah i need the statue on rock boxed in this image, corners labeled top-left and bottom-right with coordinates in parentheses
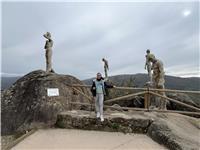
top-left (149, 56), bottom-right (167, 110)
top-left (102, 58), bottom-right (109, 80)
top-left (43, 32), bottom-right (55, 73)
top-left (144, 49), bottom-right (155, 83)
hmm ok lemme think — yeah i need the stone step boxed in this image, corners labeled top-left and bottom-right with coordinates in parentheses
top-left (55, 110), bottom-right (154, 133)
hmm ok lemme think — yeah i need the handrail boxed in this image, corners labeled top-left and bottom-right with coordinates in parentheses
top-left (104, 91), bottom-right (147, 104)
top-left (70, 102), bottom-right (148, 111)
top-left (71, 84), bottom-right (200, 94)
top-left (69, 102), bottom-right (200, 116)
top-left (148, 88), bottom-right (200, 94)
top-left (149, 91), bottom-right (200, 111)
top-left (70, 84), bottom-right (200, 115)
top-left (72, 87), bottom-right (93, 102)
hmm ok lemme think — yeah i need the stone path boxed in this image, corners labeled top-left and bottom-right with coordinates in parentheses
top-left (12, 129), bottom-right (167, 150)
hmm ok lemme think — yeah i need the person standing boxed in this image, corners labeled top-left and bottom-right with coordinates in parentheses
top-left (102, 58), bottom-right (109, 79)
top-left (91, 73), bottom-right (114, 122)
top-left (145, 49), bottom-right (155, 82)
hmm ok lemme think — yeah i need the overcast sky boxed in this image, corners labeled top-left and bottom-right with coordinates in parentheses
top-left (2, 1), bottom-right (199, 79)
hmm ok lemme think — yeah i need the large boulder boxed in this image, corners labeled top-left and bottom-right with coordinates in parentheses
top-left (1, 70), bottom-right (92, 135)
top-left (167, 93), bottom-right (199, 111)
top-left (147, 113), bottom-right (200, 150)
top-left (56, 110), bottom-right (153, 133)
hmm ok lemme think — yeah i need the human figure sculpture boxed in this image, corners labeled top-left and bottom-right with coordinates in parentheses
top-left (102, 58), bottom-right (109, 79)
top-left (149, 56), bottom-right (167, 110)
top-left (145, 49), bottom-right (155, 82)
top-left (43, 32), bottom-right (54, 73)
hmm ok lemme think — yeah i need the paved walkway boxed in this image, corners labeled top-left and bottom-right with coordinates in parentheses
top-left (12, 129), bottom-right (167, 150)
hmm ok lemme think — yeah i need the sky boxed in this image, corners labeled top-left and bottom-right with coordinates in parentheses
top-left (1, 1), bottom-right (199, 79)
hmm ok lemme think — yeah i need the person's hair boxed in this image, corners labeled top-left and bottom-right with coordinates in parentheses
top-left (97, 72), bottom-right (102, 76)
top-left (146, 49), bottom-right (150, 53)
top-left (102, 58), bottom-right (105, 61)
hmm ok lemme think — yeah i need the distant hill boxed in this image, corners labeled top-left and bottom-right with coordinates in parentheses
top-left (83, 74), bottom-right (200, 107)
top-left (2, 74), bottom-right (200, 91)
top-left (1, 77), bottom-right (21, 90)
top-left (83, 74), bottom-right (200, 91)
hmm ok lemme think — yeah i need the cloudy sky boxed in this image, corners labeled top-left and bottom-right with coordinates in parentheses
top-left (2, 1), bottom-right (199, 79)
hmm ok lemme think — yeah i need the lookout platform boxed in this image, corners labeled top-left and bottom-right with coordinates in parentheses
top-left (11, 129), bottom-right (167, 150)
top-left (55, 110), bottom-right (200, 150)
top-left (6, 110), bottom-right (200, 150)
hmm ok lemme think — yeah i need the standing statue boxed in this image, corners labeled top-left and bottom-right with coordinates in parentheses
top-left (149, 56), bottom-right (167, 110)
top-left (43, 32), bottom-right (54, 73)
top-left (145, 49), bottom-right (155, 82)
top-left (102, 58), bottom-right (109, 79)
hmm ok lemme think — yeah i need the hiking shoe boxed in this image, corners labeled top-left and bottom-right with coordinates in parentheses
top-left (100, 115), bottom-right (104, 122)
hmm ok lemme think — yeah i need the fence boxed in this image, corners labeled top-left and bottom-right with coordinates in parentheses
top-left (70, 84), bottom-right (200, 116)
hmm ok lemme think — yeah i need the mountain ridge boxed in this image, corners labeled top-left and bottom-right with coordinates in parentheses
top-left (83, 73), bottom-right (200, 91)
top-left (1, 73), bottom-right (200, 91)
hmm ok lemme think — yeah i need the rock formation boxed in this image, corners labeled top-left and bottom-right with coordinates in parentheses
top-left (56, 110), bottom-right (200, 150)
top-left (1, 70), bottom-right (92, 135)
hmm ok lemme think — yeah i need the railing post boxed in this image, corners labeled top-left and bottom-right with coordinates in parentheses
top-left (144, 87), bottom-right (150, 110)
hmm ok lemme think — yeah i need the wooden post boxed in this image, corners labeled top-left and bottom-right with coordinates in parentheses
top-left (144, 88), bottom-right (151, 110)
top-left (144, 93), bottom-right (148, 109)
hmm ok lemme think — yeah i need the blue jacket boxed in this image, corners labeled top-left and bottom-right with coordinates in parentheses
top-left (90, 78), bottom-right (114, 97)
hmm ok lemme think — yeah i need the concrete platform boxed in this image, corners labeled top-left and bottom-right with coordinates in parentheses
top-left (11, 129), bottom-right (167, 150)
